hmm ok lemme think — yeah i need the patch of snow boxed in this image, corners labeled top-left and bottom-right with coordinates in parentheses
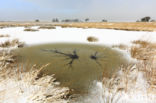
top-left (0, 27), bottom-right (156, 46)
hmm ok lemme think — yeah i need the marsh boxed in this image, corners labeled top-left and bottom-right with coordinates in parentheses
top-left (14, 43), bottom-right (128, 95)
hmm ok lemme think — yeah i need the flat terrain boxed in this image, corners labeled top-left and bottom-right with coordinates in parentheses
top-left (0, 22), bottom-right (156, 31)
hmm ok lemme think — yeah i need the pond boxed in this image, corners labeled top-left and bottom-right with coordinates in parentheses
top-left (15, 43), bottom-right (128, 95)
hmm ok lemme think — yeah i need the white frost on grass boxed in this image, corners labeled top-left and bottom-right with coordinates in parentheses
top-left (0, 27), bottom-right (156, 46)
top-left (81, 64), bottom-right (156, 103)
top-left (0, 66), bottom-right (70, 103)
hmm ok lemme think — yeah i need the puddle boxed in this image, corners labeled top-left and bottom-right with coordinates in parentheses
top-left (14, 43), bottom-right (128, 95)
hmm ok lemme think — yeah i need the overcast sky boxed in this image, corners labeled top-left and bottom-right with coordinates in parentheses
top-left (0, 0), bottom-right (156, 22)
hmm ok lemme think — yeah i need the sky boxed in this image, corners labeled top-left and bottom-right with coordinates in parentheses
top-left (0, 0), bottom-right (156, 22)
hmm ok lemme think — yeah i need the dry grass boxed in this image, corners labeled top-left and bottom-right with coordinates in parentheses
top-left (0, 63), bottom-right (70, 103)
top-left (102, 60), bottom-right (156, 103)
top-left (0, 34), bottom-right (10, 38)
top-left (0, 39), bottom-right (24, 48)
top-left (87, 36), bottom-right (99, 42)
top-left (24, 28), bottom-right (39, 32)
top-left (102, 39), bottom-right (156, 103)
top-left (112, 44), bottom-right (128, 50)
top-left (38, 26), bottom-right (56, 29)
top-left (54, 22), bottom-right (156, 31)
top-left (130, 40), bottom-right (156, 60)
top-left (0, 22), bottom-right (156, 31)
top-left (0, 40), bottom-right (71, 103)
top-left (0, 52), bottom-right (16, 70)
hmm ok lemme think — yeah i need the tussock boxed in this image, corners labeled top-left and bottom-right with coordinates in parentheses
top-left (87, 36), bottom-right (99, 42)
top-left (112, 44), bottom-right (128, 50)
top-left (130, 40), bottom-right (156, 60)
top-left (39, 26), bottom-right (56, 29)
top-left (0, 52), bottom-right (16, 70)
top-left (24, 28), bottom-right (39, 32)
top-left (0, 39), bottom-right (24, 48)
top-left (0, 34), bottom-right (10, 38)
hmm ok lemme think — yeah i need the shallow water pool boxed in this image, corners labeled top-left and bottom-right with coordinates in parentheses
top-left (15, 43), bottom-right (128, 95)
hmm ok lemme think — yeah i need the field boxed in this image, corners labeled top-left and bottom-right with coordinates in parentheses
top-left (0, 22), bottom-right (156, 31)
top-left (0, 22), bottom-right (156, 103)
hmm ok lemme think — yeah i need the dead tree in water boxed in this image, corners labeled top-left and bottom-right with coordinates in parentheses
top-left (41, 49), bottom-right (79, 68)
top-left (90, 52), bottom-right (106, 66)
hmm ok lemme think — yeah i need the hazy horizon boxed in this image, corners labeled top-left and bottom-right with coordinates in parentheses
top-left (0, 0), bottom-right (156, 22)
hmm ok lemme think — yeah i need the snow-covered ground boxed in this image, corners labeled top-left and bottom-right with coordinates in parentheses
top-left (0, 26), bottom-right (156, 46)
top-left (1, 26), bottom-right (156, 103)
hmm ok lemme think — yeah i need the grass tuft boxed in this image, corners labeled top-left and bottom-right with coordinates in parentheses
top-left (0, 39), bottom-right (24, 48)
top-left (87, 36), bottom-right (99, 42)
top-left (39, 26), bottom-right (56, 29)
top-left (24, 28), bottom-right (39, 32)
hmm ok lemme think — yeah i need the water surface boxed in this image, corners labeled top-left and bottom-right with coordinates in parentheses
top-left (15, 43), bottom-right (128, 95)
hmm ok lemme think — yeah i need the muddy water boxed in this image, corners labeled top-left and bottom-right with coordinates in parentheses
top-left (15, 43), bottom-right (128, 95)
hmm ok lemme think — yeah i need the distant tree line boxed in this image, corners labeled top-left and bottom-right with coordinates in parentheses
top-left (61, 19), bottom-right (81, 22)
top-left (35, 18), bottom-right (109, 22)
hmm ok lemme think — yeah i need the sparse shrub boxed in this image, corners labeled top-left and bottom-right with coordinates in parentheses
top-left (87, 36), bottom-right (99, 42)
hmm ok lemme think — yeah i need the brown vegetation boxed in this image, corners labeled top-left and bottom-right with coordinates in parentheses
top-left (0, 39), bottom-right (24, 48)
top-left (0, 38), bottom-right (71, 103)
top-left (112, 44), bottom-right (128, 50)
top-left (0, 34), bottom-right (10, 38)
top-left (87, 36), bottom-right (99, 42)
top-left (39, 26), bottom-right (56, 29)
top-left (24, 28), bottom-right (39, 32)
top-left (131, 40), bottom-right (156, 60)
top-left (0, 22), bottom-right (156, 31)
top-left (102, 60), bottom-right (156, 103)
top-left (54, 22), bottom-right (156, 31)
